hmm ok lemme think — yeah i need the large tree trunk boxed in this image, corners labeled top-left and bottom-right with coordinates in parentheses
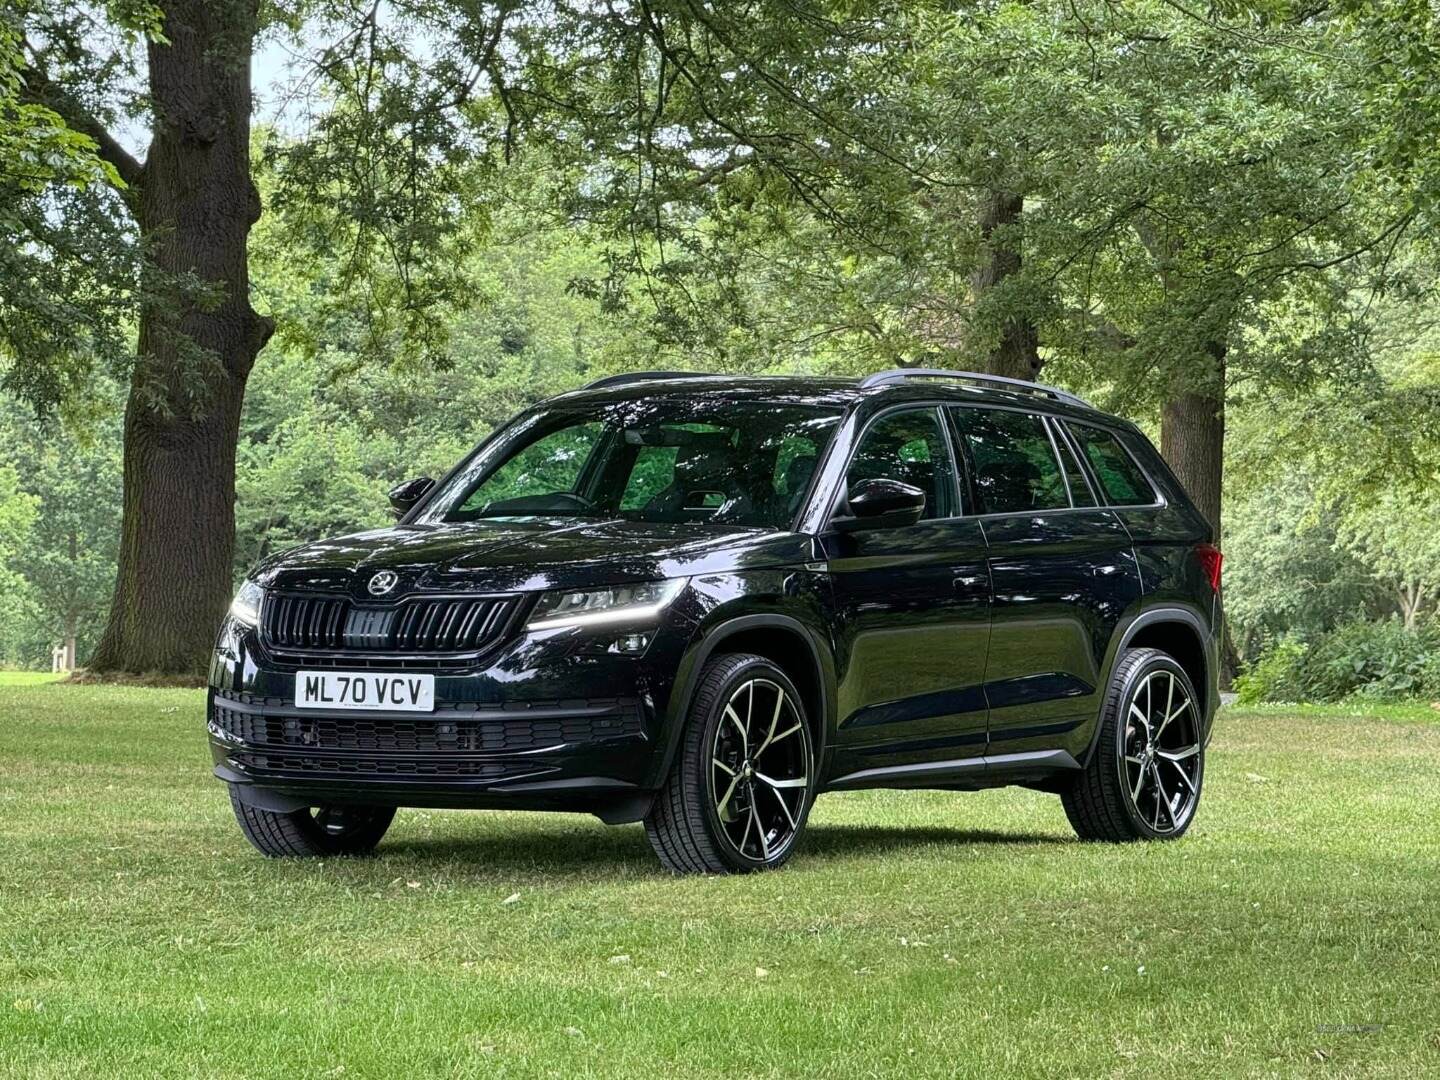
top-left (89, 1), bottom-right (271, 675)
top-left (1159, 349), bottom-right (1226, 538)
top-left (972, 190), bottom-right (1042, 381)
top-left (1161, 345), bottom-right (1231, 685)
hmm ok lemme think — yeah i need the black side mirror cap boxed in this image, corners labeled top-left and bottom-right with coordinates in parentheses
top-left (388, 476), bottom-right (435, 518)
top-left (831, 478), bottom-right (927, 533)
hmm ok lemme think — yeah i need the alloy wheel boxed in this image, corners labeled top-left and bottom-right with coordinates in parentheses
top-left (709, 678), bottom-right (810, 862)
top-left (1120, 668), bottom-right (1202, 834)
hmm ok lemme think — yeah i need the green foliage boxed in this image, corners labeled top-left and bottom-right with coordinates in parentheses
top-left (1222, 471), bottom-right (1388, 658)
top-left (0, 397), bottom-right (122, 666)
top-left (233, 183), bottom-right (659, 571)
top-left (0, 13), bottom-right (139, 418)
top-left (0, 461), bottom-right (39, 660)
top-left (1336, 485), bottom-right (1440, 628)
top-left (1236, 619), bottom-right (1440, 704)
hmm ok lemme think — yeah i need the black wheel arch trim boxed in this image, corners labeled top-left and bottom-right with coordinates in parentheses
top-left (650, 611), bottom-right (834, 789)
top-left (1078, 603), bottom-right (1217, 769)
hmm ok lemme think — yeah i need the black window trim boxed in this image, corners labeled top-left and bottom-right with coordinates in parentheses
top-left (943, 402), bottom-right (1167, 521)
top-left (1041, 414), bottom-right (1078, 509)
top-left (808, 398), bottom-right (1169, 532)
top-left (1047, 415), bottom-right (1099, 508)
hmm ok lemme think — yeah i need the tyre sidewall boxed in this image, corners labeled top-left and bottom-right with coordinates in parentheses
top-left (1110, 651), bottom-right (1205, 839)
top-left (696, 657), bottom-right (815, 871)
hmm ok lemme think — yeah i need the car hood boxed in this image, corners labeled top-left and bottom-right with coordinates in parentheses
top-left (254, 518), bottom-right (815, 595)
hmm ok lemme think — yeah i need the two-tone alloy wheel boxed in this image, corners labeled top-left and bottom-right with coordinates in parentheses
top-left (1120, 665), bottom-right (1203, 834)
top-left (646, 653), bottom-right (814, 873)
top-left (1062, 647), bottom-right (1206, 842)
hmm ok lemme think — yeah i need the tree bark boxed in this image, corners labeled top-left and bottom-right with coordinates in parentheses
top-left (89, 1), bottom-right (272, 675)
top-left (972, 190), bottom-right (1042, 381)
top-left (1159, 350), bottom-right (1226, 539)
top-left (1161, 347), bottom-right (1229, 683)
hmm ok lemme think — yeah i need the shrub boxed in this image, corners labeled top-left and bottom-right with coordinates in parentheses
top-left (1235, 618), bottom-right (1440, 704)
top-left (1234, 638), bottom-right (1310, 704)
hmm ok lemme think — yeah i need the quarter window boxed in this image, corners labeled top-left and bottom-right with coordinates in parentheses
top-left (1065, 423), bottom-right (1157, 506)
top-left (952, 408), bottom-right (1069, 515)
top-left (845, 408), bottom-right (956, 520)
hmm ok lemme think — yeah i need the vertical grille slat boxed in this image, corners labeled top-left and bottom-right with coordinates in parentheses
top-left (455, 602), bottom-right (487, 649)
top-left (416, 602), bottom-right (443, 649)
top-left (262, 592), bottom-right (512, 657)
top-left (438, 601), bottom-right (465, 649)
top-left (397, 603), bottom-right (419, 649)
top-left (326, 599), bottom-right (345, 648)
top-left (306, 599), bottom-right (322, 647)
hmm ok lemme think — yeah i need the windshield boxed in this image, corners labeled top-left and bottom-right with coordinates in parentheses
top-left (422, 398), bottom-right (843, 530)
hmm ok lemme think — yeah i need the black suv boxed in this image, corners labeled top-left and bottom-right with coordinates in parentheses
top-left (210, 369), bottom-right (1221, 873)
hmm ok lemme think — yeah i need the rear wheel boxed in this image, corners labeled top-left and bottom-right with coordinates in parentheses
top-left (1062, 647), bottom-right (1205, 842)
top-left (645, 653), bottom-right (814, 874)
top-left (229, 787), bottom-right (396, 857)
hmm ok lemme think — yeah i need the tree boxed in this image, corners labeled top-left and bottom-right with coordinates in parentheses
top-left (0, 461), bottom-right (38, 661)
top-left (1337, 489), bottom-right (1440, 630)
top-left (4, 1), bottom-right (931, 674)
top-left (0, 398), bottom-right (123, 668)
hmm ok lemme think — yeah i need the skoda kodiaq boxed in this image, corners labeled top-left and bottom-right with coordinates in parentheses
top-left (209, 369), bottom-right (1222, 873)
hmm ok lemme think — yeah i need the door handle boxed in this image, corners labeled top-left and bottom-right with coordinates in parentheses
top-left (954, 573), bottom-right (987, 591)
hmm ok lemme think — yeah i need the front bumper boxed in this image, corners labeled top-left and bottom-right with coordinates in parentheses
top-left (207, 606), bottom-right (694, 818)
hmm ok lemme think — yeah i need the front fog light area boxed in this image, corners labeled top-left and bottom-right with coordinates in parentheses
top-left (607, 632), bottom-right (652, 655)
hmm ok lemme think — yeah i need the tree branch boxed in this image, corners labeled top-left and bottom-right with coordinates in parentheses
top-left (19, 41), bottom-right (145, 197)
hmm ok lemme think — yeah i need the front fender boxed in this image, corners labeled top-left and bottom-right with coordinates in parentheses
top-left (643, 569), bottom-right (836, 789)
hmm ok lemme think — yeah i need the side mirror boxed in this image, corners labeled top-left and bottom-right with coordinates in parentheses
top-left (832, 478), bottom-right (926, 533)
top-left (388, 476), bottom-right (435, 518)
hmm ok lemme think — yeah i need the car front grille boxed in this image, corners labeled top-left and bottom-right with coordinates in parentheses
top-left (261, 592), bottom-right (519, 660)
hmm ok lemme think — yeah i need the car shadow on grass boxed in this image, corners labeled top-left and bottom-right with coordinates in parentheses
top-left (802, 824), bottom-right (1071, 859)
top-left (373, 821), bottom-right (1071, 880)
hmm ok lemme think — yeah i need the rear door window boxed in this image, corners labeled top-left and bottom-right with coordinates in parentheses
top-left (1064, 422), bottom-right (1157, 506)
top-left (950, 408), bottom-right (1069, 515)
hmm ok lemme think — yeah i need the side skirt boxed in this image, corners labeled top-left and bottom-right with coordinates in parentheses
top-left (823, 749), bottom-right (1079, 793)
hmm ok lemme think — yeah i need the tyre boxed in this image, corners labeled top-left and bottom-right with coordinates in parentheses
top-left (645, 653), bottom-right (815, 874)
top-left (229, 787), bottom-right (396, 857)
top-left (1062, 647), bottom-right (1205, 842)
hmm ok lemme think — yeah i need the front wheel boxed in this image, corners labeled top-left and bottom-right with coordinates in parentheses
top-left (1062, 647), bottom-right (1205, 842)
top-left (229, 787), bottom-right (396, 857)
top-left (645, 653), bottom-right (815, 874)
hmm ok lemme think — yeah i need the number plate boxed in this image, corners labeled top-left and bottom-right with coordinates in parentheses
top-left (295, 671), bottom-right (434, 712)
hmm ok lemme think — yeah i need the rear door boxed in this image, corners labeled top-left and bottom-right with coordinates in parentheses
top-left (821, 406), bottom-right (992, 775)
top-left (949, 405), bottom-right (1141, 760)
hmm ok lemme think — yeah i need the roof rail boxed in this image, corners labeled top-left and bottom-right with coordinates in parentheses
top-left (858, 367), bottom-right (1092, 409)
top-left (583, 370), bottom-right (711, 391)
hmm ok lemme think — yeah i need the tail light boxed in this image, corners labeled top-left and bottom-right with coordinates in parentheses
top-left (1195, 543), bottom-right (1223, 592)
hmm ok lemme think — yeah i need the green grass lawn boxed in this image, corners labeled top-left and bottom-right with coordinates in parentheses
top-left (0, 671), bottom-right (64, 687)
top-left (2, 682), bottom-right (1437, 1078)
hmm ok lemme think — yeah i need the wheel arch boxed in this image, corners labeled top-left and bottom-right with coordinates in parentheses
top-left (1079, 604), bottom-right (1216, 768)
top-left (651, 613), bottom-right (833, 788)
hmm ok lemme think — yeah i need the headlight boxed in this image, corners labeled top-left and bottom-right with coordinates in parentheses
top-left (229, 579), bottom-right (265, 627)
top-left (527, 578), bottom-right (687, 631)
